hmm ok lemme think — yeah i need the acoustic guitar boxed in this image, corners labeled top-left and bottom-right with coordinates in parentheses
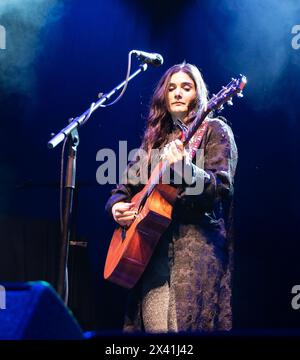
top-left (104, 75), bottom-right (247, 288)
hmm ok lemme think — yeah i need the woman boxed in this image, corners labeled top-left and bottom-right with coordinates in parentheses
top-left (105, 62), bottom-right (238, 333)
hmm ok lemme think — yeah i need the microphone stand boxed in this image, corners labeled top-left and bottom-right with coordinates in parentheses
top-left (48, 63), bottom-right (148, 304)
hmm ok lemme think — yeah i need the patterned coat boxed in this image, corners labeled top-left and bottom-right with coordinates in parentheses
top-left (105, 117), bottom-right (238, 333)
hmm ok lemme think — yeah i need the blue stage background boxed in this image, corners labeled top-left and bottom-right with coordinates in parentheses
top-left (0, 0), bottom-right (300, 331)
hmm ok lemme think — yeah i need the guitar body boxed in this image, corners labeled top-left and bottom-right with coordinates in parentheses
top-left (104, 183), bottom-right (178, 288)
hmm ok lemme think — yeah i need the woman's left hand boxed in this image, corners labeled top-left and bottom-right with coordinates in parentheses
top-left (162, 139), bottom-right (185, 165)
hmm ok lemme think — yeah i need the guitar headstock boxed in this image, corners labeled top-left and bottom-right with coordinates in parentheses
top-left (207, 74), bottom-right (247, 114)
top-left (183, 74), bottom-right (247, 145)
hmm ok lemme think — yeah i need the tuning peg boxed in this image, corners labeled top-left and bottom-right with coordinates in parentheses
top-left (217, 105), bottom-right (224, 113)
top-left (227, 98), bottom-right (233, 106)
top-left (237, 92), bottom-right (244, 98)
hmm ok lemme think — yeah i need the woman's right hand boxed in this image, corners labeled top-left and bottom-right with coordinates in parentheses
top-left (112, 201), bottom-right (137, 227)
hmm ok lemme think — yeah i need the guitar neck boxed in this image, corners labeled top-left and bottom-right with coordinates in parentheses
top-left (182, 109), bottom-right (209, 146)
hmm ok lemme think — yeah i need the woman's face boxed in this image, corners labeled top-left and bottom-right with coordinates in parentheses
top-left (166, 71), bottom-right (197, 122)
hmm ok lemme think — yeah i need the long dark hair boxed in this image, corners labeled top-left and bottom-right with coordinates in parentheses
top-left (141, 62), bottom-right (209, 155)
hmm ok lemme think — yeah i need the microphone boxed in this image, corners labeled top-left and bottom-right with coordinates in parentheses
top-left (132, 50), bottom-right (164, 67)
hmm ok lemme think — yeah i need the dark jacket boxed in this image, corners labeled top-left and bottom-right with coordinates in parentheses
top-left (105, 118), bottom-right (238, 332)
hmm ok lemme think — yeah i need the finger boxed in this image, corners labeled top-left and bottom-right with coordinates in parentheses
top-left (127, 202), bottom-right (136, 207)
top-left (174, 139), bottom-right (183, 149)
top-left (170, 142), bottom-right (182, 161)
top-left (164, 142), bottom-right (182, 164)
top-left (120, 202), bottom-right (135, 209)
top-left (116, 204), bottom-right (136, 213)
top-left (171, 140), bottom-right (182, 152)
top-left (127, 202), bottom-right (136, 210)
top-left (165, 148), bottom-right (177, 164)
top-left (174, 142), bottom-right (184, 156)
top-left (116, 211), bottom-right (136, 218)
top-left (117, 214), bottom-right (136, 222)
